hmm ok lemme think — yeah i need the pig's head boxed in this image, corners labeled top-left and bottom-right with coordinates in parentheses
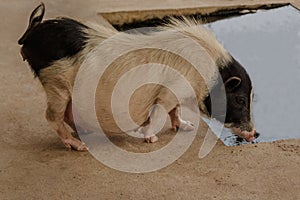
top-left (204, 58), bottom-right (259, 142)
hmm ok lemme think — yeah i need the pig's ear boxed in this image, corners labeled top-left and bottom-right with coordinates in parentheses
top-left (224, 76), bottom-right (241, 92)
top-left (29, 3), bottom-right (45, 27)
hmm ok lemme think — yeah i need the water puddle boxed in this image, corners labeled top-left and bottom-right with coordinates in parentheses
top-left (207, 5), bottom-right (300, 145)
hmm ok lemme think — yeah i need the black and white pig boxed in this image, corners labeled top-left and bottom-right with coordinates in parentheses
top-left (18, 3), bottom-right (259, 151)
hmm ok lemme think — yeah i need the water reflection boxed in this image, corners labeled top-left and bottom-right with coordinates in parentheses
top-left (206, 5), bottom-right (300, 145)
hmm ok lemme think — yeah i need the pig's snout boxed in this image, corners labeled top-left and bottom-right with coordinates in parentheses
top-left (231, 127), bottom-right (260, 142)
top-left (242, 129), bottom-right (257, 142)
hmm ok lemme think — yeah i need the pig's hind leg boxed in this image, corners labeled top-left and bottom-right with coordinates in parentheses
top-left (45, 87), bottom-right (88, 151)
top-left (168, 104), bottom-right (195, 132)
top-left (64, 100), bottom-right (76, 131)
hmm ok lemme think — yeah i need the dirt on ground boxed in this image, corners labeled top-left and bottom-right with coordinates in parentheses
top-left (1, 1), bottom-right (299, 199)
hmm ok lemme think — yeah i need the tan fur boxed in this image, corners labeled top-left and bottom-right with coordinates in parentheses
top-left (93, 48), bottom-right (213, 134)
top-left (37, 18), bottom-right (232, 149)
top-left (37, 20), bottom-right (118, 150)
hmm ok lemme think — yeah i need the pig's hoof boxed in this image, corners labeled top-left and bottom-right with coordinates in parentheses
top-left (172, 120), bottom-right (195, 132)
top-left (62, 138), bottom-right (88, 151)
top-left (145, 135), bottom-right (158, 143)
top-left (179, 120), bottom-right (195, 131)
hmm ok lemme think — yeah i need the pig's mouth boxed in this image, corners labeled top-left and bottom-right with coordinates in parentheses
top-left (227, 124), bottom-right (260, 142)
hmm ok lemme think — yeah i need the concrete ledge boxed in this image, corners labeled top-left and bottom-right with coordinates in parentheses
top-left (98, 1), bottom-right (291, 25)
top-left (292, 1), bottom-right (300, 10)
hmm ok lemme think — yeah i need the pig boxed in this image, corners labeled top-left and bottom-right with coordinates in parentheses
top-left (18, 3), bottom-right (259, 151)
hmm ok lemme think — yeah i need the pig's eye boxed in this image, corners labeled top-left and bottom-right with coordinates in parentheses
top-left (236, 96), bottom-right (246, 105)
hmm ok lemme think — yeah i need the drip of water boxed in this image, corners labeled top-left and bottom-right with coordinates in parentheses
top-left (201, 116), bottom-right (260, 146)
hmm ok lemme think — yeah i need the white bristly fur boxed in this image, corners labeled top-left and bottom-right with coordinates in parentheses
top-left (39, 17), bottom-right (232, 137)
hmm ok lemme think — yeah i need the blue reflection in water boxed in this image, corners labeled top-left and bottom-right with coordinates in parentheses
top-left (206, 6), bottom-right (300, 145)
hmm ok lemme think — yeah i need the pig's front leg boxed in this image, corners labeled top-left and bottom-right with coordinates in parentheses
top-left (168, 104), bottom-right (195, 132)
top-left (137, 117), bottom-right (158, 143)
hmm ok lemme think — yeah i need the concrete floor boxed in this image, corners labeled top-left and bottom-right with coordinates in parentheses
top-left (1, 1), bottom-right (299, 199)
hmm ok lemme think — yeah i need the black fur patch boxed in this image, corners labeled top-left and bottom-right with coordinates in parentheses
top-left (204, 58), bottom-right (252, 125)
top-left (19, 18), bottom-right (89, 76)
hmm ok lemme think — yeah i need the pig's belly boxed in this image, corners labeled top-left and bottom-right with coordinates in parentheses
top-left (94, 85), bottom-right (178, 134)
top-left (69, 84), bottom-right (178, 134)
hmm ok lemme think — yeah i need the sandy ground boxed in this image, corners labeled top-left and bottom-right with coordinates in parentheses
top-left (1, 1), bottom-right (300, 199)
